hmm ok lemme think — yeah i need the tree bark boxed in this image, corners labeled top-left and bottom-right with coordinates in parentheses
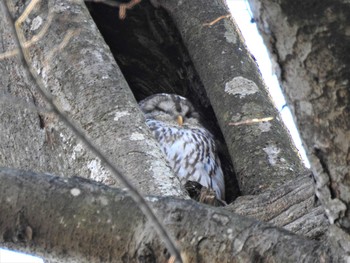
top-left (248, 0), bottom-right (350, 253)
top-left (0, 0), bottom-right (336, 261)
top-left (0, 168), bottom-right (336, 263)
top-left (0, 0), bottom-right (186, 198)
top-left (227, 173), bottom-right (328, 239)
top-left (152, 0), bottom-right (308, 195)
top-left (85, 0), bottom-right (329, 238)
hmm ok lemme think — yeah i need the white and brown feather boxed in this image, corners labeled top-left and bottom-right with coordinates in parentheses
top-left (139, 93), bottom-right (225, 200)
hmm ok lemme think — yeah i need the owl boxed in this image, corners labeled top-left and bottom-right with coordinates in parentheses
top-left (139, 93), bottom-right (225, 201)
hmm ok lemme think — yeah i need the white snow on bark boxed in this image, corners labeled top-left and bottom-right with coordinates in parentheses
top-left (225, 76), bottom-right (259, 98)
top-left (130, 132), bottom-right (145, 141)
top-left (258, 121), bottom-right (271, 132)
top-left (87, 159), bottom-right (109, 182)
top-left (30, 16), bottom-right (43, 31)
top-left (113, 111), bottom-right (130, 121)
top-left (70, 188), bottom-right (81, 196)
top-left (263, 144), bottom-right (281, 166)
top-left (224, 19), bottom-right (237, 44)
top-left (72, 143), bottom-right (84, 160)
top-left (145, 196), bottom-right (159, 202)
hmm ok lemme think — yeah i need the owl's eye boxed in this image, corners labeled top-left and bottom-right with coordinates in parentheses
top-left (155, 106), bottom-right (171, 115)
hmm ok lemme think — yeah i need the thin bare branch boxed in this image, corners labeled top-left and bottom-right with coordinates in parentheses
top-left (229, 116), bottom-right (274, 126)
top-left (203, 14), bottom-right (231, 27)
top-left (84, 0), bottom-right (142, 19)
top-left (0, 0), bottom-right (182, 262)
top-left (0, 6), bottom-right (53, 60)
top-left (118, 0), bottom-right (141, 19)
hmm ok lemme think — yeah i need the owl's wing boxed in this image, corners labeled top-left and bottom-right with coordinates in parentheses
top-left (146, 120), bottom-right (225, 200)
top-left (170, 128), bottom-right (225, 200)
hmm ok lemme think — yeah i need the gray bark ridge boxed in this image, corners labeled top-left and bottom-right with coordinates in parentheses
top-left (0, 168), bottom-right (337, 262)
top-left (228, 173), bottom-right (328, 239)
top-left (152, 0), bottom-right (308, 196)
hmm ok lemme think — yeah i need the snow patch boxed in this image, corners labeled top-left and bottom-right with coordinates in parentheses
top-left (130, 132), bottom-right (145, 141)
top-left (234, 238), bottom-right (244, 252)
top-left (59, 133), bottom-right (68, 143)
top-left (258, 121), bottom-right (271, 132)
top-left (212, 213), bottom-right (230, 225)
top-left (145, 196), bottom-right (159, 202)
top-left (225, 76), bottom-right (259, 98)
top-left (31, 16), bottom-right (43, 31)
top-left (56, 96), bottom-right (72, 112)
top-left (224, 19), bottom-right (237, 44)
top-left (87, 159), bottom-right (108, 181)
top-left (263, 145), bottom-right (281, 166)
top-left (70, 188), bottom-right (81, 196)
top-left (72, 143), bottom-right (84, 160)
top-left (226, 228), bottom-right (234, 240)
top-left (114, 111), bottom-right (130, 121)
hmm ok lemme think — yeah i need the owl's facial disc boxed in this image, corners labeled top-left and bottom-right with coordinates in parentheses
top-left (139, 93), bottom-right (201, 127)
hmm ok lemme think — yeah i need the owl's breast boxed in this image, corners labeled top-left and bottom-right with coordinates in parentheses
top-left (146, 119), bottom-right (225, 199)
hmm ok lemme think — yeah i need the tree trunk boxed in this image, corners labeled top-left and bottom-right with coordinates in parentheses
top-left (0, 0), bottom-right (336, 261)
top-left (0, 0), bottom-right (185, 198)
top-left (152, 0), bottom-right (308, 196)
top-left (248, 0), bottom-right (350, 253)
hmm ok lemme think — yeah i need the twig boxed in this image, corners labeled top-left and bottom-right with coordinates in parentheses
top-left (118, 0), bottom-right (141, 19)
top-left (0, 4), bottom-right (54, 60)
top-left (84, 0), bottom-right (142, 19)
top-left (0, 1), bottom-right (181, 262)
top-left (229, 116), bottom-right (274, 126)
top-left (203, 14), bottom-right (231, 27)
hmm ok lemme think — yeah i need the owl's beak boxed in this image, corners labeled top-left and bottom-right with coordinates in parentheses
top-left (177, 115), bottom-right (183, 126)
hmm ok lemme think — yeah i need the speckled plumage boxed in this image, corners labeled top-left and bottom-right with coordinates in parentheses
top-left (139, 93), bottom-right (225, 200)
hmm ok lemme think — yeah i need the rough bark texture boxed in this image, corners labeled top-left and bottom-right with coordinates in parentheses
top-left (0, 0), bottom-right (335, 261)
top-left (150, 0), bottom-right (308, 196)
top-left (228, 173), bottom-right (328, 239)
top-left (0, 168), bottom-right (337, 263)
top-left (0, 0), bottom-right (186, 198)
top-left (84, 1), bottom-right (328, 239)
top-left (248, 0), bottom-right (350, 253)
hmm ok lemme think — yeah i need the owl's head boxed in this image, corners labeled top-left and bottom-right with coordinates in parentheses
top-left (139, 93), bottom-right (201, 127)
